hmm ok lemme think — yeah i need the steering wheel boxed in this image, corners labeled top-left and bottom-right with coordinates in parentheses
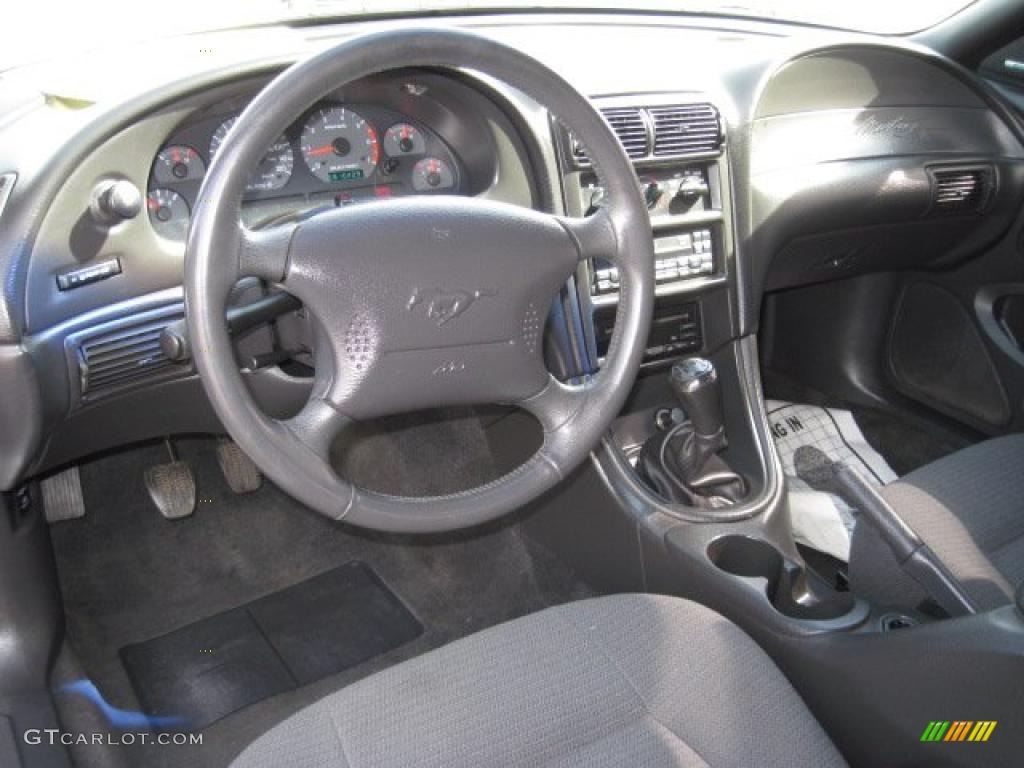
top-left (185, 28), bottom-right (654, 533)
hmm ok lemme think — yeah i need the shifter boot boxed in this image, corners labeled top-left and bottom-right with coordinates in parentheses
top-left (638, 423), bottom-right (746, 508)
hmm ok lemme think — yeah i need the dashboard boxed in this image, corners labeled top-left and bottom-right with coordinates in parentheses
top-left (1, 12), bottom-right (1024, 490)
top-left (147, 99), bottom-right (465, 240)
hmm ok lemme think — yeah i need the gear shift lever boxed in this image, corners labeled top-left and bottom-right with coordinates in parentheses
top-left (638, 357), bottom-right (746, 508)
top-left (669, 357), bottom-right (724, 444)
top-left (669, 357), bottom-right (728, 477)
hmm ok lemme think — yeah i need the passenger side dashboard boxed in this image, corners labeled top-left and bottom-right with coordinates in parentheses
top-left (748, 46), bottom-right (1024, 298)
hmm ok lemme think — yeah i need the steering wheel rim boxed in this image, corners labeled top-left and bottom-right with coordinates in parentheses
top-left (185, 28), bottom-right (654, 533)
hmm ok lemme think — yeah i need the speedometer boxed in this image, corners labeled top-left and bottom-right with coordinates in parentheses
top-left (210, 117), bottom-right (294, 193)
top-left (300, 106), bottom-right (379, 183)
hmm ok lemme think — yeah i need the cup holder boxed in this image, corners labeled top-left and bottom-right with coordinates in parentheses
top-left (707, 535), bottom-right (856, 621)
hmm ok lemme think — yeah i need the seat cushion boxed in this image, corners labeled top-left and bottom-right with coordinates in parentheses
top-left (851, 434), bottom-right (1024, 612)
top-left (230, 593), bottom-right (845, 768)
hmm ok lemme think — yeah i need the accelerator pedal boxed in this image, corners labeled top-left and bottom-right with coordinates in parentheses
top-left (144, 439), bottom-right (196, 520)
top-left (216, 438), bottom-right (263, 494)
top-left (41, 466), bottom-right (86, 523)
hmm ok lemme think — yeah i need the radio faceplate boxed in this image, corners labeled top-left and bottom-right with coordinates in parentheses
top-left (592, 227), bottom-right (715, 296)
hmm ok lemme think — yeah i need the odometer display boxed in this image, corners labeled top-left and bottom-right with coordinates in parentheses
top-left (328, 169), bottom-right (365, 182)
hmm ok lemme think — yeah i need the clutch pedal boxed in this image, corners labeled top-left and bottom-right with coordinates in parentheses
top-left (216, 438), bottom-right (263, 493)
top-left (41, 465), bottom-right (87, 523)
top-left (144, 439), bottom-right (196, 520)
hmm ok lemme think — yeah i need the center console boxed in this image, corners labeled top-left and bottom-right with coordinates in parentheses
top-left (542, 91), bottom-right (873, 647)
top-left (554, 94), bottom-right (759, 514)
top-left (555, 96), bottom-right (732, 370)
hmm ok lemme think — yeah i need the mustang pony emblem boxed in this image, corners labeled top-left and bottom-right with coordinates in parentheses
top-left (407, 287), bottom-right (497, 326)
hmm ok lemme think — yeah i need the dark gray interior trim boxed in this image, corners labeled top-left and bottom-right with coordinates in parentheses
top-left (975, 283), bottom-right (1024, 367)
top-left (595, 335), bottom-right (782, 523)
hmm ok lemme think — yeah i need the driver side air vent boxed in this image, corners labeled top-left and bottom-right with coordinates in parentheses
top-left (929, 166), bottom-right (994, 216)
top-left (571, 107), bottom-right (649, 164)
top-left (70, 305), bottom-right (187, 401)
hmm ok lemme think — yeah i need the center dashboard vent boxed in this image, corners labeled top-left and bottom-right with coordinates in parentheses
top-left (929, 166), bottom-right (994, 216)
top-left (70, 305), bottom-right (187, 401)
top-left (649, 104), bottom-right (722, 157)
top-left (569, 103), bottom-right (722, 166)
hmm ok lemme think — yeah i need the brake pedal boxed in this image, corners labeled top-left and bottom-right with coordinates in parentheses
top-left (41, 466), bottom-right (86, 523)
top-left (144, 439), bottom-right (196, 520)
top-left (216, 438), bottom-right (262, 493)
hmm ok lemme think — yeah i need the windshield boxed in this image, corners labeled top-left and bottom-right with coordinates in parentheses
top-left (4, 0), bottom-right (976, 72)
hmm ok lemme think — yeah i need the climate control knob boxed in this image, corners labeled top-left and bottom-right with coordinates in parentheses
top-left (643, 181), bottom-right (663, 209)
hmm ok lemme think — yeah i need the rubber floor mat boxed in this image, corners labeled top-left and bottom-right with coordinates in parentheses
top-left (120, 561), bottom-right (422, 730)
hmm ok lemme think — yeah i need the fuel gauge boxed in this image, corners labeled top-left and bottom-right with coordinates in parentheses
top-left (411, 157), bottom-right (455, 192)
top-left (147, 188), bottom-right (190, 240)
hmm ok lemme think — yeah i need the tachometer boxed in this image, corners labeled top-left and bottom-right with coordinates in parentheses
top-left (411, 157), bottom-right (455, 192)
top-left (301, 106), bottom-right (379, 183)
top-left (146, 188), bottom-right (190, 240)
top-left (153, 145), bottom-right (205, 184)
top-left (209, 117), bottom-right (294, 193)
top-left (384, 123), bottom-right (425, 157)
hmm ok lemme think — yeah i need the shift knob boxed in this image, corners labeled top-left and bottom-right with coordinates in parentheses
top-left (669, 357), bottom-right (723, 439)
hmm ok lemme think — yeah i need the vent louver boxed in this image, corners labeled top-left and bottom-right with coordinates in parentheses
top-left (568, 103), bottom-right (723, 166)
top-left (600, 107), bottom-right (649, 160)
top-left (572, 107), bottom-right (649, 164)
top-left (649, 104), bottom-right (722, 157)
top-left (930, 167), bottom-right (994, 216)
top-left (76, 311), bottom-right (182, 398)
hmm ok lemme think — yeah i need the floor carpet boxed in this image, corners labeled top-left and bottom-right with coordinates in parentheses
top-left (49, 411), bottom-right (591, 768)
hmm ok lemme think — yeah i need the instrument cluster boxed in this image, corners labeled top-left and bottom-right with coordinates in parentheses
top-left (146, 102), bottom-right (463, 240)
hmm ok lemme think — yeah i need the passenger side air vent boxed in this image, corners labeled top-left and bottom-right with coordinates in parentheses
top-left (571, 107), bottom-right (649, 165)
top-left (71, 305), bottom-right (187, 401)
top-left (929, 166), bottom-right (994, 216)
top-left (650, 104), bottom-right (722, 157)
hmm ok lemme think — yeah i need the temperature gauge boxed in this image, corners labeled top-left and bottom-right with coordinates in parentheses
top-left (384, 123), bottom-right (425, 156)
top-left (152, 145), bottom-right (205, 184)
top-left (411, 157), bottom-right (455, 192)
top-left (146, 188), bottom-right (190, 240)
